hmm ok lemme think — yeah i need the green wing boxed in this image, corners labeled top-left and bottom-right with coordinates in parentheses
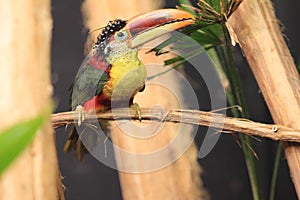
top-left (69, 53), bottom-right (110, 110)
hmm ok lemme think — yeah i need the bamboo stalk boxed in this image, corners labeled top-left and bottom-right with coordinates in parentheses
top-left (0, 1), bottom-right (62, 199)
top-left (81, 1), bottom-right (205, 199)
top-left (227, 0), bottom-right (300, 197)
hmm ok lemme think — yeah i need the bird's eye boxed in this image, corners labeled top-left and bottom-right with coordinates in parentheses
top-left (115, 30), bottom-right (127, 42)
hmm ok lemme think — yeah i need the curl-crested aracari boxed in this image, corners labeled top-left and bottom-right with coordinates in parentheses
top-left (64, 9), bottom-right (195, 160)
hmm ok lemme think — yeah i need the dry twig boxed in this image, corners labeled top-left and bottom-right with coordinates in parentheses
top-left (52, 108), bottom-right (300, 142)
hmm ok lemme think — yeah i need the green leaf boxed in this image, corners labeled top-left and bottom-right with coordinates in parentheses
top-left (0, 113), bottom-right (48, 175)
top-left (204, 0), bottom-right (221, 12)
top-left (178, 0), bottom-right (193, 6)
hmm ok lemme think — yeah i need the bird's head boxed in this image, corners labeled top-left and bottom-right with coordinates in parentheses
top-left (92, 9), bottom-right (195, 65)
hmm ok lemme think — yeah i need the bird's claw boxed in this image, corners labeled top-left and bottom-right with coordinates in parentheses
top-left (131, 103), bottom-right (142, 122)
top-left (75, 105), bottom-right (85, 126)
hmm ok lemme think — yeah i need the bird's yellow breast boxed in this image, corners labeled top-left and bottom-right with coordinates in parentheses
top-left (102, 50), bottom-right (146, 102)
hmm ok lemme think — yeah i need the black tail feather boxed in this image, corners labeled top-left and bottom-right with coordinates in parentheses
top-left (64, 122), bottom-right (109, 160)
top-left (64, 124), bottom-right (89, 160)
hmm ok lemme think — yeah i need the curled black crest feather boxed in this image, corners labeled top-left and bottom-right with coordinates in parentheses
top-left (94, 19), bottom-right (127, 52)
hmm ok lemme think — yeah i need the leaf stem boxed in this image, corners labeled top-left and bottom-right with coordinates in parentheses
top-left (269, 142), bottom-right (282, 200)
top-left (220, 24), bottom-right (262, 200)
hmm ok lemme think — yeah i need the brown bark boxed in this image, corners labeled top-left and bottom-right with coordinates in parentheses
top-left (81, 0), bottom-right (205, 199)
top-left (52, 109), bottom-right (300, 143)
top-left (227, 0), bottom-right (300, 197)
top-left (0, 1), bottom-right (62, 199)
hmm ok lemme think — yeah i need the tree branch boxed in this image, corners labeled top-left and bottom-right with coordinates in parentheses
top-left (52, 108), bottom-right (300, 142)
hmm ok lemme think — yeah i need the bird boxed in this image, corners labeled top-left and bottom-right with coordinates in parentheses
top-left (63, 9), bottom-right (195, 160)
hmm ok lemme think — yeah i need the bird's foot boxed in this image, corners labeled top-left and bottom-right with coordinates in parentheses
top-left (131, 103), bottom-right (142, 122)
top-left (75, 105), bottom-right (86, 126)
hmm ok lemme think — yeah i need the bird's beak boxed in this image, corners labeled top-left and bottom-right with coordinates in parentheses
top-left (124, 9), bottom-right (195, 48)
